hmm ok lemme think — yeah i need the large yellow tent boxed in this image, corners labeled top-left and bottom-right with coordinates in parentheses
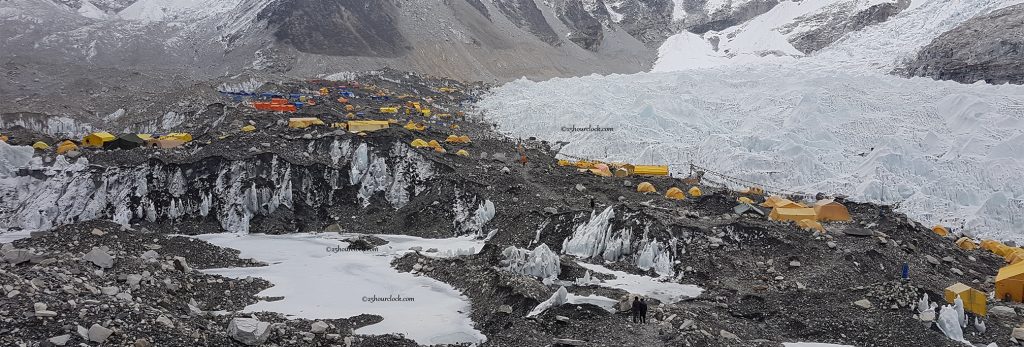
top-left (1005, 248), bottom-right (1024, 263)
top-left (932, 225), bottom-right (950, 237)
top-left (665, 187), bottom-right (685, 200)
top-left (982, 240), bottom-right (1006, 253)
top-left (769, 207), bottom-right (818, 222)
top-left (944, 282), bottom-right (987, 316)
top-left (688, 187), bottom-right (702, 198)
top-left (633, 165), bottom-right (669, 176)
top-left (82, 132), bottom-right (116, 148)
top-left (955, 237), bottom-right (977, 251)
top-left (762, 196), bottom-right (806, 208)
top-left (637, 182), bottom-right (657, 193)
top-left (814, 200), bottom-right (852, 222)
top-left (996, 261), bottom-right (1024, 302)
top-left (348, 120), bottom-right (389, 133)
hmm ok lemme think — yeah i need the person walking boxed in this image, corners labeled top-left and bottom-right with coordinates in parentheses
top-left (639, 298), bottom-right (648, 324)
top-left (630, 297), bottom-right (642, 323)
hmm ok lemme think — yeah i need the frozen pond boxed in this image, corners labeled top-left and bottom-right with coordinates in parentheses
top-left (197, 232), bottom-right (486, 345)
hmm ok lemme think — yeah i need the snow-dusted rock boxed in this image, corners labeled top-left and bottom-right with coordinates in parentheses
top-left (228, 318), bottom-right (272, 346)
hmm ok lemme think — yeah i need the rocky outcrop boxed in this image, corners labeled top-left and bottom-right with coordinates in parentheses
top-left (783, 0), bottom-right (910, 54)
top-left (900, 3), bottom-right (1024, 84)
top-left (683, 0), bottom-right (780, 34)
top-left (256, 0), bottom-right (409, 57)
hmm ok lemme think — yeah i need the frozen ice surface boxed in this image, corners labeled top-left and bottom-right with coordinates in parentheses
top-left (574, 262), bottom-right (703, 303)
top-left (479, 67), bottom-right (1024, 242)
top-left (197, 233), bottom-right (486, 345)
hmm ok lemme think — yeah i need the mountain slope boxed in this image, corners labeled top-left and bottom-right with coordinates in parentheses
top-left (899, 3), bottom-right (1024, 84)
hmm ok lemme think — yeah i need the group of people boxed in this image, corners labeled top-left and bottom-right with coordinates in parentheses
top-left (630, 296), bottom-right (648, 323)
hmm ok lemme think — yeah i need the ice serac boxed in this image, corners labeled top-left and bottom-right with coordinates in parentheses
top-left (502, 244), bottom-right (561, 278)
top-left (527, 286), bottom-right (569, 317)
top-left (479, 67), bottom-right (1024, 242)
top-left (0, 142), bottom-right (34, 178)
top-left (454, 198), bottom-right (495, 236)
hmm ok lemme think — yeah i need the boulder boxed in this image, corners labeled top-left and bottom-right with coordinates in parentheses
top-left (88, 324), bottom-right (113, 343)
top-left (3, 249), bottom-right (34, 265)
top-left (228, 318), bottom-right (272, 346)
top-left (853, 299), bottom-right (873, 309)
top-left (48, 335), bottom-right (71, 346)
top-left (497, 305), bottom-right (513, 314)
top-left (83, 248), bottom-right (114, 269)
top-left (989, 305), bottom-right (1016, 318)
top-left (310, 321), bottom-right (329, 334)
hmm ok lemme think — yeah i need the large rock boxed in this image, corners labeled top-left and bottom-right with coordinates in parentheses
top-left (3, 249), bottom-right (34, 265)
top-left (83, 248), bottom-right (114, 269)
top-left (228, 318), bottom-right (272, 346)
top-left (88, 324), bottom-right (113, 343)
top-left (989, 305), bottom-right (1016, 318)
top-left (902, 3), bottom-right (1024, 84)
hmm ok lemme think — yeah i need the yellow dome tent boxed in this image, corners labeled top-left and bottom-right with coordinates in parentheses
top-left (56, 140), bottom-right (78, 154)
top-left (637, 182), bottom-right (656, 193)
top-left (665, 187), bottom-right (686, 200)
top-left (590, 163), bottom-right (612, 177)
top-left (737, 196), bottom-right (754, 204)
top-left (32, 141), bottom-right (50, 150)
top-left (932, 225), bottom-right (950, 237)
top-left (814, 200), bottom-right (852, 222)
top-left (688, 187), bottom-right (702, 198)
top-left (955, 237), bottom-right (977, 251)
top-left (455, 149), bottom-right (470, 157)
top-left (433, 146), bottom-right (446, 154)
top-left (427, 140), bottom-right (442, 149)
top-left (404, 121), bottom-right (426, 131)
top-left (241, 125), bottom-right (256, 132)
top-left (982, 240), bottom-right (1006, 253)
top-left (410, 139), bottom-right (430, 148)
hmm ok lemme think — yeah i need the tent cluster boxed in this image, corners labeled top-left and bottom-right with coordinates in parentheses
top-left (634, 182), bottom-right (702, 201)
top-left (26, 132), bottom-right (192, 154)
top-left (930, 230), bottom-right (1024, 304)
top-left (558, 160), bottom-right (670, 178)
top-left (759, 196), bottom-right (852, 233)
top-left (410, 134), bottom-right (473, 157)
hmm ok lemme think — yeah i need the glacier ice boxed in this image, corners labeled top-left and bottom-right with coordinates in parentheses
top-left (501, 244), bottom-right (561, 279)
top-left (562, 207), bottom-right (631, 261)
top-left (0, 142), bottom-right (33, 178)
top-left (936, 304), bottom-right (968, 344)
top-left (479, 67), bottom-right (1024, 241)
top-left (527, 286), bottom-right (568, 317)
top-left (0, 140), bottom-right (438, 234)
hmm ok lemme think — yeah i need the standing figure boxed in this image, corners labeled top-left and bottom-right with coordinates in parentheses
top-left (631, 297), bottom-right (642, 323)
top-left (639, 298), bottom-right (648, 324)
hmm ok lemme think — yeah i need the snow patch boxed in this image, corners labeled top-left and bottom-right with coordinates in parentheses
top-left (198, 233), bottom-right (486, 345)
top-left (575, 262), bottom-right (703, 303)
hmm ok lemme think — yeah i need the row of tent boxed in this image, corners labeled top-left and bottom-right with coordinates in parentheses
top-left (409, 138), bottom-right (470, 157)
top-left (559, 159), bottom-right (670, 178)
top-left (29, 132), bottom-right (194, 153)
top-left (636, 182), bottom-right (702, 199)
top-left (931, 225), bottom-right (1024, 304)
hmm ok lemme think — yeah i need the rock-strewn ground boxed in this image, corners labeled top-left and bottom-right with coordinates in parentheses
top-left (3, 70), bottom-right (1024, 347)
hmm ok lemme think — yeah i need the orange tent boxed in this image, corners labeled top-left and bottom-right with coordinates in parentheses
top-left (665, 187), bottom-right (685, 200)
top-left (932, 225), bottom-right (949, 237)
top-left (814, 200), bottom-right (852, 222)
